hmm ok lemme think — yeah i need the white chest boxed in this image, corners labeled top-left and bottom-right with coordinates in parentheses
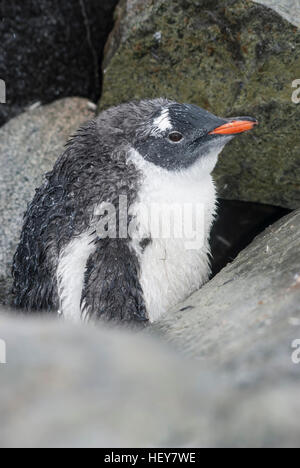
top-left (129, 151), bottom-right (217, 322)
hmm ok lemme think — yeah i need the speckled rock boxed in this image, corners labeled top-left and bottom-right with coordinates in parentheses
top-left (100, 0), bottom-right (300, 209)
top-left (0, 0), bottom-right (118, 126)
top-left (0, 309), bottom-right (300, 448)
top-left (0, 98), bottom-right (95, 305)
top-left (151, 210), bottom-right (300, 367)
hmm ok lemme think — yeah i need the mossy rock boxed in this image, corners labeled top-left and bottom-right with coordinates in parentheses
top-left (100, 0), bottom-right (300, 209)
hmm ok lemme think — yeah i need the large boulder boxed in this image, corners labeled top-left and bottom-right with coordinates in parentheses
top-left (152, 210), bottom-right (300, 369)
top-left (0, 312), bottom-right (207, 448)
top-left (0, 308), bottom-right (300, 448)
top-left (100, 0), bottom-right (300, 210)
top-left (0, 98), bottom-right (95, 305)
top-left (0, 0), bottom-right (118, 126)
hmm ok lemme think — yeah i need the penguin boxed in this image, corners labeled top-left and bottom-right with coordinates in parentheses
top-left (12, 98), bottom-right (257, 324)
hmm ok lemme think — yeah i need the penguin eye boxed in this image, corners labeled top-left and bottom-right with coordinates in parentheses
top-left (168, 131), bottom-right (183, 143)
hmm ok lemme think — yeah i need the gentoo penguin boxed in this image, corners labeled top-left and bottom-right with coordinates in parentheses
top-left (12, 99), bottom-right (257, 324)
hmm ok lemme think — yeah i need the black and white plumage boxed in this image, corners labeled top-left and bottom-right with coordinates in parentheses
top-left (12, 99), bottom-right (257, 324)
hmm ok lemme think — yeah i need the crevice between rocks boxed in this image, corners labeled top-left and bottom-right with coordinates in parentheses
top-left (210, 199), bottom-right (291, 277)
top-left (78, 0), bottom-right (101, 99)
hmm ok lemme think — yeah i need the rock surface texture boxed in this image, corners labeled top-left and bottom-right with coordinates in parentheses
top-left (0, 281), bottom-right (299, 448)
top-left (0, 98), bottom-right (95, 305)
top-left (152, 210), bottom-right (300, 369)
top-left (253, 0), bottom-right (300, 28)
top-left (0, 0), bottom-right (118, 126)
top-left (100, 0), bottom-right (300, 210)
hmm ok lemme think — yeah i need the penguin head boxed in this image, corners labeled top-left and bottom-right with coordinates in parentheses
top-left (129, 100), bottom-right (258, 172)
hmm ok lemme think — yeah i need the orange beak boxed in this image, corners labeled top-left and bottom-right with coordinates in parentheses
top-left (209, 119), bottom-right (258, 136)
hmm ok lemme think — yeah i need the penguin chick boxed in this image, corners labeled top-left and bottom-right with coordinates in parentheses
top-left (12, 99), bottom-right (257, 324)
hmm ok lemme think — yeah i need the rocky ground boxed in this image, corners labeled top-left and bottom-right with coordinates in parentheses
top-left (0, 0), bottom-right (299, 448)
top-left (0, 291), bottom-right (299, 448)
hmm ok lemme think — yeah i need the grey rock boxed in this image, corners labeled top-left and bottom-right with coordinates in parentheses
top-left (0, 0), bottom-right (118, 126)
top-left (0, 307), bottom-right (300, 448)
top-left (0, 313), bottom-right (209, 448)
top-left (253, 0), bottom-right (300, 28)
top-left (0, 98), bottom-right (95, 305)
top-left (152, 210), bottom-right (300, 368)
top-left (100, 0), bottom-right (300, 210)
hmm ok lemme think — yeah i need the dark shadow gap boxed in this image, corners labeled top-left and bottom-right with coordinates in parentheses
top-left (210, 199), bottom-right (291, 277)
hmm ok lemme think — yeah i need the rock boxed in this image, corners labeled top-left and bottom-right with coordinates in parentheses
top-left (150, 210), bottom-right (300, 446)
top-left (0, 98), bottom-right (95, 305)
top-left (100, 0), bottom-right (300, 210)
top-left (0, 312), bottom-right (205, 448)
top-left (0, 0), bottom-right (118, 126)
top-left (151, 210), bottom-right (300, 367)
top-left (253, 0), bottom-right (300, 28)
top-left (0, 308), bottom-right (300, 448)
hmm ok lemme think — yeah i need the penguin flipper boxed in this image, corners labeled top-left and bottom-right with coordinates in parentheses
top-left (81, 238), bottom-right (148, 325)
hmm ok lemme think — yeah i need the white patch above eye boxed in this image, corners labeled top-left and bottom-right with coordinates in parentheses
top-left (152, 108), bottom-right (172, 134)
